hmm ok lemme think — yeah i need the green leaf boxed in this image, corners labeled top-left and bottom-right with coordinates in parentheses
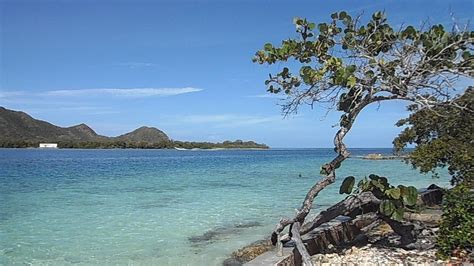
top-left (402, 186), bottom-right (418, 206)
top-left (320, 167), bottom-right (329, 176)
top-left (347, 76), bottom-right (356, 88)
top-left (346, 65), bottom-right (356, 73)
top-left (264, 43), bottom-right (273, 51)
top-left (378, 176), bottom-right (388, 186)
top-left (339, 176), bottom-right (355, 194)
top-left (370, 179), bottom-right (386, 191)
top-left (380, 200), bottom-right (396, 216)
top-left (318, 23), bottom-right (328, 33)
top-left (339, 11), bottom-right (348, 20)
top-left (391, 208), bottom-right (405, 221)
top-left (385, 188), bottom-right (401, 199)
top-left (357, 178), bottom-right (368, 190)
top-left (462, 51), bottom-right (471, 60)
top-left (368, 174), bottom-right (379, 180)
top-left (372, 11), bottom-right (383, 20)
top-left (293, 17), bottom-right (303, 25)
top-left (308, 23), bottom-right (316, 31)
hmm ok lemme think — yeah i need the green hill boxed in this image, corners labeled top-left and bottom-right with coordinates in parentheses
top-left (0, 106), bottom-right (268, 149)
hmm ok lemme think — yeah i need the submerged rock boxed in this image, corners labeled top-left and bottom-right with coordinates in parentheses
top-left (227, 239), bottom-right (273, 264)
top-left (189, 221), bottom-right (262, 246)
top-left (222, 257), bottom-right (243, 266)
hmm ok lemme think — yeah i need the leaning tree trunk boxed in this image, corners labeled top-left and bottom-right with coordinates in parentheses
top-left (271, 102), bottom-right (368, 266)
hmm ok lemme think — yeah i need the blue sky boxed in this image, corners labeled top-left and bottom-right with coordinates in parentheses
top-left (1, 0), bottom-right (472, 147)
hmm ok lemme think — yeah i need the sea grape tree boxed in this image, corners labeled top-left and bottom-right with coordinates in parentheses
top-left (254, 11), bottom-right (473, 263)
top-left (393, 88), bottom-right (473, 259)
top-left (394, 87), bottom-right (474, 186)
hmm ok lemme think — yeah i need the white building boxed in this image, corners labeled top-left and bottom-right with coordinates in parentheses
top-left (39, 143), bottom-right (58, 148)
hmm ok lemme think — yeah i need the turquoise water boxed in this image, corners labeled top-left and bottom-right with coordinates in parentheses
top-left (0, 149), bottom-right (450, 265)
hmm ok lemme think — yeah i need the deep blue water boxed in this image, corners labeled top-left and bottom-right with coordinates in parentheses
top-left (0, 148), bottom-right (449, 265)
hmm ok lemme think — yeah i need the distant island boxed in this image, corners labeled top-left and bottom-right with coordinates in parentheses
top-left (0, 107), bottom-right (269, 149)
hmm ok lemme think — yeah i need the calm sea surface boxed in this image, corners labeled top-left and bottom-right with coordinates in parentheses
top-left (0, 148), bottom-right (450, 265)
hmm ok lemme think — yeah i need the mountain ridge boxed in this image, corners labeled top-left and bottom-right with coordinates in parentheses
top-left (0, 106), bottom-right (170, 143)
top-left (0, 106), bottom-right (268, 149)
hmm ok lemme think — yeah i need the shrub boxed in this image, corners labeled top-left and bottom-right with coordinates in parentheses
top-left (437, 183), bottom-right (474, 259)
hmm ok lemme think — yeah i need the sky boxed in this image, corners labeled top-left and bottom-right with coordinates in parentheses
top-left (0, 0), bottom-right (472, 148)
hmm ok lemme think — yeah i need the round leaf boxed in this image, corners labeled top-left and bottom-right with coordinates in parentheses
top-left (386, 188), bottom-right (401, 200)
top-left (379, 200), bottom-right (396, 216)
top-left (339, 176), bottom-right (355, 194)
top-left (391, 208), bottom-right (405, 221)
top-left (368, 174), bottom-right (379, 180)
top-left (402, 186), bottom-right (418, 206)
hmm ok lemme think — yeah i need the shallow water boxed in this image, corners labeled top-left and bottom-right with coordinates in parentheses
top-left (0, 148), bottom-right (449, 265)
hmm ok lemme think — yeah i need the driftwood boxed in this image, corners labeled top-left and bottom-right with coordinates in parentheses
top-left (271, 187), bottom-right (445, 265)
top-left (303, 213), bottom-right (378, 255)
top-left (301, 191), bottom-right (419, 244)
top-left (300, 192), bottom-right (380, 235)
top-left (270, 100), bottom-right (382, 260)
top-left (255, 12), bottom-right (471, 262)
top-left (291, 222), bottom-right (313, 266)
top-left (227, 188), bottom-right (444, 266)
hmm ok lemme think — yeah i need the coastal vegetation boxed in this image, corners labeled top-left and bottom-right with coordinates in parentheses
top-left (394, 88), bottom-right (473, 186)
top-left (0, 139), bottom-right (268, 149)
top-left (394, 88), bottom-right (473, 258)
top-left (0, 106), bottom-right (268, 149)
top-left (254, 10), bottom-right (473, 264)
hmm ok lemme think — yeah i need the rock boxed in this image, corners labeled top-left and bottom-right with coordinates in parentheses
top-left (222, 258), bottom-right (242, 266)
top-left (310, 245), bottom-right (444, 265)
top-left (421, 229), bottom-right (431, 236)
top-left (351, 246), bottom-right (358, 253)
top-left (228, 239), bottom-right (273, 264)
top-left (312, 254), bottom-right (324, 261)
top-left (418, 187), bottom-right (444, 206)
top-left (308, 215), bottom-right (447, 265)
top-left (427, 184), bottom-right (442, 190)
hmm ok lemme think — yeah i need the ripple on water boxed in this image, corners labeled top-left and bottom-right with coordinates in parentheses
top-left (0, 148), bottom-right (451, 265)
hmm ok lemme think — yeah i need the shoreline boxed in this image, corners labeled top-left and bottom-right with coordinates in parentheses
top-left (0, 147), bottom-right (270, 150)
top-left (225, 185), bottom-right (464, 265)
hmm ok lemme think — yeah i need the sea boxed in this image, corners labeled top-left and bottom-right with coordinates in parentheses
top-left (0, 148), bottom-right (450, 265)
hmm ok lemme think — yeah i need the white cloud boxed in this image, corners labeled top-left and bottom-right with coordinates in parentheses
top-left (45, 87), bottom-right (202, 98)
top-left (0, 91), bottom-right (26, 98)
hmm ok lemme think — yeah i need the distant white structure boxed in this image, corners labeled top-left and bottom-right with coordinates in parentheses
top-left (39, 143), bottom-right (58, 148)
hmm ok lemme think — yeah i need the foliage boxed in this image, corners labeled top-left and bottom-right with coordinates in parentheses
top-left (171, 140), bottom-right (269, 149)
top-left (437, 183), bottom-right (474, 259)
top-left (254, 11), bottom-right (473, 120)
top-left (339, 175), bottom-right (355, 194)
top-left (340, 174), bottom-right (418, 221)
top-left (253, 11), bottom-right (472, 256)
top-left (394, 88), bottom-right (474, 185)
top-left (0, 139), bottom-right (269, 149)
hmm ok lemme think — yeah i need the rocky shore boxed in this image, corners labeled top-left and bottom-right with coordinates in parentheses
top-left (311, 244), bottom-right (442, 265)
top-left (310, 218), bottom-right (448, 265)
top-left (225, 212), bottom-right (449, 266)
top-left (225, 185), bottom-right (472, 265)
top-left (357, 153), bottom-right (408, 160)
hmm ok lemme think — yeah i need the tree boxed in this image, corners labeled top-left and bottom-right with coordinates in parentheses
top-left (394, 87), bottom-right (473, 186)
top-left (254, 11), bottom-right (473, 264)
top-left (394, 88), bottom-right (473, 259)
